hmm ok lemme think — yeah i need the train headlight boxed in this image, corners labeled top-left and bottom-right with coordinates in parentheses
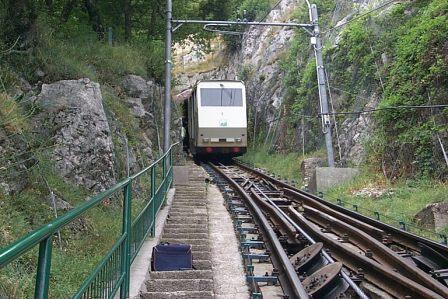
top-left (203, 138), bottom-right (210, 143)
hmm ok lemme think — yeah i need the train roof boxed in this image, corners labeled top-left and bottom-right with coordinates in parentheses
top-left (196, 79), bottom-right (245, 85)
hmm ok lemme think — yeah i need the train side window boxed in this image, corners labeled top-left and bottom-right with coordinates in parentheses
top-left (200, 88), bottom-right (243, 107)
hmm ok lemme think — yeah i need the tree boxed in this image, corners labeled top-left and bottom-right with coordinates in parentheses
top-left (3, 0), bottom-right (37, 44)
top-left (84, 0), bottom-right (104, 39)
top-left (124, 0), bottom-right (132, 41)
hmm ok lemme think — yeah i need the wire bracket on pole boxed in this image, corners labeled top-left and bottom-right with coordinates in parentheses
top-left (173, 23), bottom-right (184, 32)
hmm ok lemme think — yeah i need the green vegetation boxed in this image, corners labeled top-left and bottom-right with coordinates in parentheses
top-left (324, 172), bottom-right (448, 240)
top-left (240, 146), bottom-right (326, 184)
top-left (241, 148), bottom-right (448, 241)
top-left (0, 152), bottom-right (123, 297)
top-left (278, 0), bottom-right (448, 179)
top-left (244, 0), bottom-right (448, 243)
top-left (0, 0), bottom-right (239, 297)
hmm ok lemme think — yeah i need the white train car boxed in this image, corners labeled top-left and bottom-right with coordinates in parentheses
top-left (184, 80), bottom-right (247, 158)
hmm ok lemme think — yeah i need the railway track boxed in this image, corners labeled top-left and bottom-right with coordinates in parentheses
top-left (204, 160), bottom-right (448, 298)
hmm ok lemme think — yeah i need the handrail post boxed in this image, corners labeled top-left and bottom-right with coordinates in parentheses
top-left (34, 236), bottom-right (53, 299)
top-left (169, 149), bottom-right (173, 187)
top-left (162, 156), bottom-right (166, 179)
top-left (120, 182), bottom-right (132, 299)
top-left (150, 165), bottom-right (156, 237)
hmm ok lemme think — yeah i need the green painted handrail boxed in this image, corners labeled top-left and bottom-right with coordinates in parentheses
top-left (0, 142), bottom-right (179, 298)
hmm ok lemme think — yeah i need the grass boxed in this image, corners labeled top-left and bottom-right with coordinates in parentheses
top-left (0, 19), bottom-right (164, 299)
top-left (0, 150), bottom-right (154, 298)
top-left (240, 147), bottom-right (448, 241)
top-left (35, 30), bottom-right (148, 84)
top-left (2, 21), bottom-right (164, 90)
top-left (323, 172), bottom-right (448, 239)
top-left (0, 93), bottom-right (28, 134)
top-left (239, 146), bottom-right (326, 184)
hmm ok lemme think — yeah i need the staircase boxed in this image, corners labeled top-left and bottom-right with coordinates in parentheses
top-left (141, 163), bottom-right (214, 299)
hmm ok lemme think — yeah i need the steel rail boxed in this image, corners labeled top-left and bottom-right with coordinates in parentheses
top-left (234, 160), bottom-right (448, 254)
top-left (249, 183), bottom-right (368, 299)
top-left (216, 162), bottom-right (368, 298)
top-left (302, 205), bottom-right (448, 297)
top-left (231, 161), bottom-right (447, 297)
top-left (209, 163), bottom-right (309, 299)
top-left (288, 207), bottom-right (444, 298)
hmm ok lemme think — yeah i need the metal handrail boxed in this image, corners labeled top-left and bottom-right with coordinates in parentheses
top-left (0, 142), bottom-right (179, 299)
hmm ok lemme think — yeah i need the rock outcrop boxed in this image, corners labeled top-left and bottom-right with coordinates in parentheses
top-left (301, 157), bottom-right (325, 188)
top-left (35, 79), bottom-right (116, 192)
top-left (414, 202), bottom-right (448, 231)
top-left (175, 0), bottom-right (391, 165)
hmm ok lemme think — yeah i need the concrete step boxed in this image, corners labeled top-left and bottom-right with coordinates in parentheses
top-left (168, 211), bottom-right (207, 216)
top-left (162, 232), bottom-right (209, 240)
top-left (170, 207), bottom-right (205, 211)
top-left (163, 228), bottom-right (209, 234)
top-left (167, 215), bottom-right (207, 219)
top-left (163, 224), bottom-right (208, 230)
top-left (170, 203), bottom-right (206, 207)
top-left (169, 206), bottom-right (207, 211)
top-left (161, 238), bottom-right (208, 246)
top-left (175, 191), bottom-right (206, 195)
top-left (171, 198), bottom-right (206, 202)
top-left (193, 260), bottom-right (212, 270)
top-left (150, 270), bottom-right (212, 280)
top-left (192, 251), bottom-right (211, 260)
top-left (166, 218), bottom-right (208, 224)
top-left (141, 291), bottom-right (213, 299)
top-left (145, 279), bottom-right (213, 293)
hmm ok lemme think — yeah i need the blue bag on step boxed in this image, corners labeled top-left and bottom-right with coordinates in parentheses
top-left (151, 243), bottom-right (193, 271)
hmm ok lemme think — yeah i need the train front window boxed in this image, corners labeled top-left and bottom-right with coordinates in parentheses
top-left (200, 88), bottom-right (243, 107)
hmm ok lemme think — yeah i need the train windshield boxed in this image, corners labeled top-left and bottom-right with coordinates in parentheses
top-left (200, 88), bottom-right (243, 107)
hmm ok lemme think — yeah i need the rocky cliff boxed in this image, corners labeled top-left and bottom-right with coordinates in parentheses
top-left (0, 75), bottom-right (164, 200)
top-left (174, 0), bottom-right (396, 166)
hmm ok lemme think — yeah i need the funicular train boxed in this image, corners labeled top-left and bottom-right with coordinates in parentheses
top-left (181, 80), bottom-right (248, 158)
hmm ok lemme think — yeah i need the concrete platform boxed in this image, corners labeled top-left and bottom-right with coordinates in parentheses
top-left (309, 167), bottom-right (360, 193)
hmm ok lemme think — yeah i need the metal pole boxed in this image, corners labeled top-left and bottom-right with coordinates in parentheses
top-left (34, 237), bottom-right (53, 299)
top-left (309, 4), bottom-right (335, 167)
top-left (163, 0), bottom-right (173, 153)
top-left (120, 182), bottom-right (132, 299)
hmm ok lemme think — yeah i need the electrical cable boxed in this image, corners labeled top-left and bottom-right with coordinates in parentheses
top-left (241, 0), bottom-right (284, 43)
top-left (318, 104), bottom-right (448, 116)
top-left (257, 0), bottom-right (283, 24)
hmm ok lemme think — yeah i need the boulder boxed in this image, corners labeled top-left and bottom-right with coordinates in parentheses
top-left (36, 79), bottom-right (116, 193)
top-left (414, 202), bottom-right (448, 231)
top-left (122, 75), bottom-right (155, 99)
top-left (301, 157), bottom-right (325, 187)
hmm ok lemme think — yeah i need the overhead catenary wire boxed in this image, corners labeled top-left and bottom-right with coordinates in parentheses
top-left (257, 0), bottom-right (283, 24)
top-left (319, 104), bottom-right (448, 116)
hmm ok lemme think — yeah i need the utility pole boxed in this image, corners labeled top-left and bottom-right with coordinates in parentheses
top-left (309, 4), bottom-right (335, 167)
top-left (163, 0), bottom-right (173, 153)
